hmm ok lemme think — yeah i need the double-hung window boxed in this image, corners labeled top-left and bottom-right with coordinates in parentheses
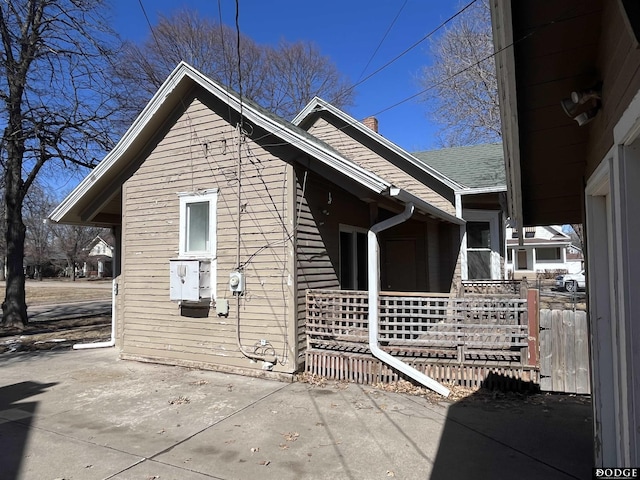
top-left (178, 189), bottom-right (218, 258)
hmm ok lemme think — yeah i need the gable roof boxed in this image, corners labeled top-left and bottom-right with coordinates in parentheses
top-left (293, 97), bottom-right (463, 193)
top-left (50, 62), bottom-right (462, 226)
top-left (412, 144), bottom-right (506, 191)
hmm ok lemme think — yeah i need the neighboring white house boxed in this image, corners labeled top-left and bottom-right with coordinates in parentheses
top-left (505, 225), bottom-right (583, 279)
top-left (83, 234), bottom-right (114, 278)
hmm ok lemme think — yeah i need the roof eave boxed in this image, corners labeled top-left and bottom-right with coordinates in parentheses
top-left (389, 187), bottom-right (464, 226)
top-left (491, 0), bottom-right (524, 238)
top-left (50, 63), bottom-right (391, 225)
top-left (293, 97), bottom-right (463, 192)
top-left (456, 185), bottom-right (507, 195)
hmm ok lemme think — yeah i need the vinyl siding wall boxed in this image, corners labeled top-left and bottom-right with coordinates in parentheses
top-left (587, 0), bottom-right (640, 176)
top-left (119, 96), bottom-right (297, 374)
top-left (306, 118), bottom-right (455, 215)
top-left (294, 169), bottom-right (370, 363)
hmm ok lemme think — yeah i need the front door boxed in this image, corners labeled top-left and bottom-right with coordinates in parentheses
top-left (384, 239), bottom-right (417, 291)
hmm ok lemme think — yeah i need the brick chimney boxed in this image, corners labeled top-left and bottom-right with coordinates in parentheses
top-left (362, 116), bottom-right (379, 133)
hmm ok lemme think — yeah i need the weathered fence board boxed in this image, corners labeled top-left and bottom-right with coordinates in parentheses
top-left (540, 309), bottom-right (590, 394)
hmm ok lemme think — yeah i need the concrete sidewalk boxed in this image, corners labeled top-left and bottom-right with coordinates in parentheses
top-left (0, 349), bottom-right (593, 480)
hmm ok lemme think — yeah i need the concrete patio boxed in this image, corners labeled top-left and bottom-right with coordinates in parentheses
top-left (0, 348), bottom-right (593, 479)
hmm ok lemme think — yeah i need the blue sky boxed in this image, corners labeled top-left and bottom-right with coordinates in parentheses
top-left (109, 0), bottom-right (467, 152)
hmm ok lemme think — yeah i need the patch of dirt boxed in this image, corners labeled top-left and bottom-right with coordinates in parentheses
top-left (0, 316), bottom-right (111, 353)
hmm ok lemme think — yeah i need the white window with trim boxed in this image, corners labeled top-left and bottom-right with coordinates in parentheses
top-left (178, 189), bottom-right (218, 258)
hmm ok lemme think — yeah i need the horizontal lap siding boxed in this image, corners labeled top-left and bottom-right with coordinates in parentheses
top-left (307, 118), bottom-right (455, 215)
top-left (121, 97), bottom-right (296, 373)
top-left (588, 1), bottom-right (640, 175)
top-left (295, 170), bottom-right (374, 360)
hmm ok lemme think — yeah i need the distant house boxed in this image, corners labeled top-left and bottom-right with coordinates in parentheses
top-left (505, 225), bottom-right (583, 279)
top-left (49, 63), bottom-right (465, 380)
top-left (83, 234), bottom-right (115, 278)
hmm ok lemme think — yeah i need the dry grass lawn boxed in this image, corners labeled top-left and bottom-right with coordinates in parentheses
top-left (0, 279), bottom-right (112, 353)
top-left (23, 279), bottom-right (112, 306)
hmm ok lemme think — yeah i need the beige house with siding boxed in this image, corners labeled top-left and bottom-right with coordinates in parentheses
top-left (49, 62), bottom-right (465, 378)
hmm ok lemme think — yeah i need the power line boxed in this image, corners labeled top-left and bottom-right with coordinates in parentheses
top-left (333, 0), bottom-right (478, 102)
top-left (137, 0), bottom-right (162, 53)
top-left (355, 0), bottom-right (408, 83)
top-left (234, 0), bottom-right (243, 127)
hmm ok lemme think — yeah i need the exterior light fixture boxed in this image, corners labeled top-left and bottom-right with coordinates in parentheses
top-left (560, 83), bottom-right (602, 126)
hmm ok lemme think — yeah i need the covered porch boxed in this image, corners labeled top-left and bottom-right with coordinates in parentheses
top-left (305, 285), bottom-right (540, 390)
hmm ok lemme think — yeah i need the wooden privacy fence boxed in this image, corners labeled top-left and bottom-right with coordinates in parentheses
top-left (539, 309), bottom-right (591, 394)
top-left (306, 289), bottom-right (540, 388)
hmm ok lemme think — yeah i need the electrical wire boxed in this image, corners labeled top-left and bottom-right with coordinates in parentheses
top-left (333, 0), bottom-right (478, 102)
top-left (246, 3), bottom-right (582, 150)
top-left (355, 0), bottom-right (408, 84)
top-left (217, 0), bottom-right (235, 124)
top-left (234, 0), bottom-right (243, 128)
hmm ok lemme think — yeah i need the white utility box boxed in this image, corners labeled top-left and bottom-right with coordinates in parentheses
top-left (169, 259), bottom-right (211, 302)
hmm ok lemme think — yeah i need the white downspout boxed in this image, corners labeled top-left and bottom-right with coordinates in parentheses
top-left (368, 202), bottom-right (451, 397)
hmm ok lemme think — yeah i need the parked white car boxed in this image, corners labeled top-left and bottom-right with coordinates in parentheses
top-left (555, 270), bottom-right (586, 293)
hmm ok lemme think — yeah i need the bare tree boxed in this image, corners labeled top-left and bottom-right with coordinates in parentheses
top-left (420, 0), bottom-right (501, 146)
top-left (113, 9), bottom-right (354, 123)
top-left (23, 184), bottom-right (55, 280)
top-left (51, 224), bottom-right (105, 281)
top-left (569, 224), bottom-right (584, 249)
top-left (265, 40), bottom-right (355, 119)
top-left (0, 0), bottom-right (118, 328)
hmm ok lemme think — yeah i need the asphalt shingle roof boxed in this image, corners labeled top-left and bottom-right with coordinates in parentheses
top-left (411, 143), bottom-right (505, 189)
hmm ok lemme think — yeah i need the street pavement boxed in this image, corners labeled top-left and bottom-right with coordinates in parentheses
top-left (0, 348), bottom-right (594, 480)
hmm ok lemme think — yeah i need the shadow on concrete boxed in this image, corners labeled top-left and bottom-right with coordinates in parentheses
top-left (28, 300), bottom-right (111, 323)
top-left (431, 374), bottom-right (593, 480)
top-left (0, 380), bottom-right (58, 479)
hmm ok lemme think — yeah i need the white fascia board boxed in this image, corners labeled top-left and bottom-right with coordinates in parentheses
top-left (389, 187), bottom-right (464, 225)
top-left (50, 62), bottom-right (193, 223)
top-left (506, 240), bottom-right (571, 247)
top-left (292, 97), bottom-right (463, 192)
top-left (455, 185), bottom-right (508, 195)
top-left (491, 1), bottom-right (523, 234)
top-left (51, 63), bottom-right (390, 224)
top-left (292, 96), bottom-right (324, 125)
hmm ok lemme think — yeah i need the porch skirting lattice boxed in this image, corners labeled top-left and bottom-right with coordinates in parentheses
top-left (305, 288), bottom-right (539, 391)
top-left (305, 349), bottom-right (539, 391)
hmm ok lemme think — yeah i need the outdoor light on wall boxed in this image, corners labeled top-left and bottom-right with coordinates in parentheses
top-left (561, 83), bottom-right (602, 126)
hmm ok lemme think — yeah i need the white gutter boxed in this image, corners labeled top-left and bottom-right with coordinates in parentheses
top-left (73, 278), bottom-right (116, 350)
top-left (367, 202), bottom-right (451, 397)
